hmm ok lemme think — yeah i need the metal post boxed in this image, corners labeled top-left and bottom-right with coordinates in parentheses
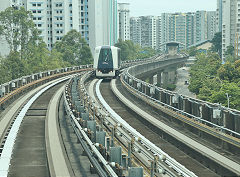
top-left (150, 161), bottom-right (154, 177)
top-left (127, 142), bottom-right (132, 167)
top-left (226, 93), bottom-right (231, 108)
top-left (111, 127), bottom-right (115, 147)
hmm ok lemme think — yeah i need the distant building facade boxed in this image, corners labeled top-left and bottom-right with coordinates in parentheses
top-left (222, 0), bottom-right (240, 60)
top-left (118, 3), bottom-right (130, 41)
top-left (130, 11), bottom-right (216, 52)
top-left (130, 17), bottom-right (141, 46)
top-left (130, 16), bottom-right (161, 50)
top-left (161, 12), bottom-right (195, 50)
top-left (194, 11), bottom-right (216, 44)
top-left (89, 0), bottom-right (118, 53)
top-left (216, 0), bottom-right (223, 32)
top-left (1, 0), bottom-right (120, 56)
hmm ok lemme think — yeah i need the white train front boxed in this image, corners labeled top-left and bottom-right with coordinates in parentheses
top-left (94, 46), bottom-right (121, 78)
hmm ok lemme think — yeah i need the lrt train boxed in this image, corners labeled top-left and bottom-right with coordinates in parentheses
top-left (94, 46), bottom-right (121, 78)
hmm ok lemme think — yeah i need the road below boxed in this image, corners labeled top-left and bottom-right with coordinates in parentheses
top-left (175, 67), bottom-right (196, 98)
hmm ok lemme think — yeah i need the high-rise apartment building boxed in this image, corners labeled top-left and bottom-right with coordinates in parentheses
top-left (156, 17), bottom-right (161, 51)
top-left (194, 11), bottom-right (216, 44)
top-left (130, 17), bottom-right (141, 45)
top-left (161, 13), bottom-right (195, 50)
top-left (25, 0), bottom-right (83, 49)
top-left (0, 0), bottom-right (84, 51)
top-left (1, 0), bottom-right (119, 55)
top-left (216, 0), bottom-right (223, 32)
top-left (222, 0), bottom-right (240, 60)
top-left (118, 3), bottom-right (130, 41)
top-left (194, 11), bottom-right (208, 44)
top-left (88, 0), bottom-right (118, 53)
top-left (186, 12), bottom-right (195, 47)
top-left (207, 11), bottom-right (217, 41)
top-left (130, 16), bottom-right (160, 50)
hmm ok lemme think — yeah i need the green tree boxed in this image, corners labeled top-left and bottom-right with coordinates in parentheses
top-left (210, 82), bottom-right (240, 110)
top-left (115, 39), bottom-right (157, 61)
top-left (188, 46), bottom-right (198, 56)
top-left (0, 56), bottom-right (11, 84)
top-left (189, 53), bottom-right (221, 94)
top-left (3, 51), bottom-right (28, 80)
top-left (54, 30), bottom-right (92, 65)
top-left (189, 50), bottom-right (240, 110)
top-left (115, 39), bottom-right (136, 60)
top-left (225, 45), bottom-right (234, 56)
top-left (217, 62), bottom-right (236, 81)
top-left (0, 7), bottom-right (39, 57)
top-left (211, 32), bottom-right (222, 56)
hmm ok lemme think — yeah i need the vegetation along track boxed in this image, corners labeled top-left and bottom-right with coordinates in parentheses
top-left (100, 79), bottom-right (219, 177)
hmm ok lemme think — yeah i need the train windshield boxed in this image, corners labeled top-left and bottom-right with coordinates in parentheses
top-left (98, 48), bottom-right (113, 70)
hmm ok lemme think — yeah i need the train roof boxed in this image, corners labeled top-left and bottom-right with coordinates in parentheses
top-left (95, 46), bottom-right (119, 50)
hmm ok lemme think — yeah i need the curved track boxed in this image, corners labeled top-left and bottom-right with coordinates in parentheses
top-left (0, 73), bottom-right (94, 177)
top-left (118, 77), bottom-right (240, 176)
top-left (0, 77), bottom-right (72, 177)
top-left (92, 77), bottom-right (240, 177)
top-left (98, 80), bottom-right (216, 177)
top-left (45, 85), bottom-right (73, 177)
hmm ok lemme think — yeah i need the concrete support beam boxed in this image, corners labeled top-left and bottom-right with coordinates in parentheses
top-left (162, 72), bottom-right (168, 87)
top-left (149, 76), bottom-right (153, 85)
top-left (157, 72), bottom-right (162, 86)
top-left (168, 70), bottom-right (176, 84)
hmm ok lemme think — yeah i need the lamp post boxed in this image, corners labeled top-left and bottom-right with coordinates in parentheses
top-left (225, 93), bottom-right (231, 108)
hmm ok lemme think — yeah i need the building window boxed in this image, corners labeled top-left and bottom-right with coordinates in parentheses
top-left (38, 17), bottom-right (41, 20)
top-left (38, 10), bottom-right (41, 13)
top-left (33, 17), bottom-right (36, 20)
top-left (70, 17), bottom-right (72, 20)
top-left (32, 3), bottom-right (36, 6)
top-left (32, 10), bottom-right (36, 13)
top-left (69, 4), bottom-right (72, 7)
top-left (38, 24), bottom-right (42, 27)
top-left (37, 3), bottom-right (41, 6)
top-left (60, 17), bottom-right (63, 20)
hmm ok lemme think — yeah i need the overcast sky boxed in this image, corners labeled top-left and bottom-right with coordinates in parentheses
top-left (118, 0), bottom-right (217, 17)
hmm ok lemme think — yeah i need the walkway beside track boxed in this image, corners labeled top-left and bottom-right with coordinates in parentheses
top-left (7, 83), bottom-right (65, 177)
top-left (45, 86), bottom-right (73, 177)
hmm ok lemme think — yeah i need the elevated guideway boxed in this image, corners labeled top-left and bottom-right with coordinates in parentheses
top-left (120, 54), bottom-right (240, 176)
